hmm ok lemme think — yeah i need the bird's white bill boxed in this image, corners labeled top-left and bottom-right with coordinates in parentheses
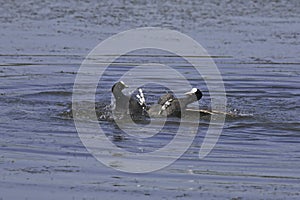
top-left (184, 88), bottom-right (197, 95)
top-left (120, 81), bottom-right (129, 88)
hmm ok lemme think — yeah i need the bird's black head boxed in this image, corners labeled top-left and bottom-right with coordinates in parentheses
top-left (111, 81), bottom-right (128, 93)
top-left (195, 89), bottom-right (203, 100)
top-left (185, 88), bottom-right (203, 100)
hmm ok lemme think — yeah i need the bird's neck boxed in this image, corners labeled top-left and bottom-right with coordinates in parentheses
top-left (112, 89), bottom-right (126, 99)
top-left (179, 95), bottom-right (197, 107)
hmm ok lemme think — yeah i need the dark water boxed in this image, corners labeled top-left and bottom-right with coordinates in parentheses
top-left (1, 0), bottom-right (300, 199)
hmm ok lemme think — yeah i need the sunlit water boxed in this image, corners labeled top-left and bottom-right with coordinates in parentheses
top-left (1, 0), bottom-right (300, 199)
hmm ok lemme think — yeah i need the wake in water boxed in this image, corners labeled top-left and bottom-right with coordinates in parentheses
top-left (59, 101), bottom-right (253, 123)
top-left (59, 83), bottom-right (254, 122)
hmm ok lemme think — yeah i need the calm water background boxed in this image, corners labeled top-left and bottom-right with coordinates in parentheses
top-left (1, 0), bottom-right (300, 199)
